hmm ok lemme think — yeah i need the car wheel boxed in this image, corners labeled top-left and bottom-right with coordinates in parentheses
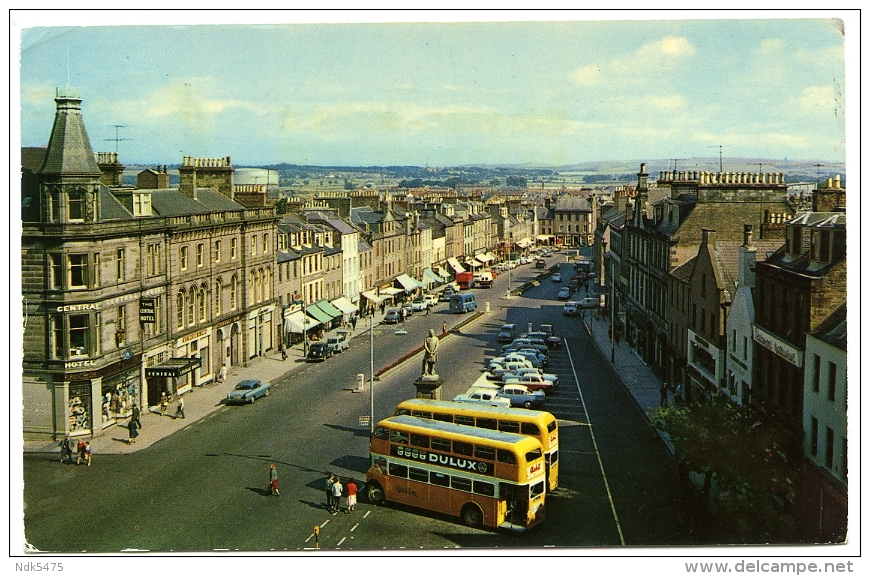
top-left (264, 388), bottom-right (270, 396)
top-left (367, 482), bottom-right (385, 505)
top-left (461, 503), bottom-right (484, 528)
top-left (249, 395), bottom-right (256, 404)
top-left (524, 400), bottom-right (533, 408)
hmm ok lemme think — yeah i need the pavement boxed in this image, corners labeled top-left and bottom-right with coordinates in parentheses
top-left (26, 278), bottom-right (668, 459)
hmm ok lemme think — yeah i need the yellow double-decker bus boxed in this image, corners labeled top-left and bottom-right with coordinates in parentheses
top-left (366, 415), bottom-right (546, 531)
top-left (394, 398), bottom-right (559, 492)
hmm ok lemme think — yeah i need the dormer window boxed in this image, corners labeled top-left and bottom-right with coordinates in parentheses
top-left (132, 193), bottom-right (152, 217)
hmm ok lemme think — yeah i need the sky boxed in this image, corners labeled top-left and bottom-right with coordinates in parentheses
top-left (15, 11), bottom-right (852, 168)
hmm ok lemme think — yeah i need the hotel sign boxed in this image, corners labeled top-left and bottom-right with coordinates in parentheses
top-left (753, 325), bottom-right (803, 368)
top-left (139, 298), bottom-right (156, 323)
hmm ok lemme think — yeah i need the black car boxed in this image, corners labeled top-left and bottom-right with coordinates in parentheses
top-left (306, 342), bottom-right (332, 362)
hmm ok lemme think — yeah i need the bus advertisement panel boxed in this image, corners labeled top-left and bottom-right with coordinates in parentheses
top-left (366, 415), bottom-right (546, 531)
top-left (394, 398), bottom-right (559, 492)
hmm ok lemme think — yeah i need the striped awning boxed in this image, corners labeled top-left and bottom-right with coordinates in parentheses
top-left (423, 268), bottom-right (444, 286)
top-left (284, 311), bottom-right (320, 334)
top-left (331, 297), bottom-right (358, 315)
top-left (314, 299), bottom-right (342, 319)
top-left (305, 304), bottom-right (333, 324)
top-left (395, 274), bottom-right (424, 292)
top-left (447, 257), bottom-right (465, 273)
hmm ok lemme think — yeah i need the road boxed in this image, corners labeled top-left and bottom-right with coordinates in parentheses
top-left (22, 255), bottom-right (709, 552)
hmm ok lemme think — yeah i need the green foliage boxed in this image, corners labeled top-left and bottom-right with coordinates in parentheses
top-left (650, 398), bottom-right (801, 542)
top-left (275, 198), bottom-right (288, 214)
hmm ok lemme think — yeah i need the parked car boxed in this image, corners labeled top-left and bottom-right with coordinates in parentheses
top-left (402, 302), bottom-right (414, 316)
top-left (504, 367), bottom-right (559, 387)
top-left (563, 301), bottom-right (578, 316)
top-left (411, 297), bottom-right (428, 312)
top-left (326, 330), bottom-right (349, 353)
top-left (497, 323), bottom-right (517, 343)
top-left (423, 293), bottom-right (439, 307)
top-left (306, 342), bottom-right (333, 362)
top-left (499, 384), bottom-right (546, 409)
top-left (439, 287), bottom-right (455, 302)
top-left (503, 372), bottom-right (556, 394)
top-left (383, 309), bottom-right (402, 324)
top-left (487, 358), bottom-right (534, 378)
top-left (524, 329), bottom-right (562, 349)
top-left (501, 338), bottom-right (549, 354)
top-left (552, 272), bottom-right (562, 282)
top-left (578, 296), bottom-right (600, 309)
top-left (557, 287), bottom-right (572, 300)
top-left (226, 379), bottom-right (271, 404)
top-left (453, 391), bottom-right (512, 407)
top-left (511, 348), bottom-right (549, 368)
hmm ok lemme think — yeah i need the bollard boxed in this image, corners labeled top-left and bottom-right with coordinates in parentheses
top-left (354, 373), bottom-right (365, 393)
top-left (485, 301), bottom-right (491, 313)
top-left (528, 322), bottom-right (533, 334)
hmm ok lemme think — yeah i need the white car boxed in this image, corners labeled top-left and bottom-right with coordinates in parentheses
top-left (578, 296), bottom-right (600, 309)
top-left (423, 294), bottom-right (439, 307)
top-left (502, 372), bottom-right (556, 394)
top-left (488, 359), bottom-right (534, 378)
top-left (503, 367), bottom-right (559, 386)
top-left (411, 298), bottom-right (428, 312)
top-left (453, 391), bottom-right (511, 407)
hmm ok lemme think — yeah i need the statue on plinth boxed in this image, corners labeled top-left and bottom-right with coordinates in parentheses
top-left (422, 329), bottom-right (440, 378)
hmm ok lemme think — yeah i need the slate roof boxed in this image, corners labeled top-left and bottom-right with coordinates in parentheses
top-left (39, 96), bottom-right (101, 176)
top-left (553, 196), bottom-right (592, 212)
top-left (305, 211), bottom-right (358, 235)
top-left (100, 185), bottom-right (135, 220)
top-left (810, 302), bottom-right (846, 351)
top-left (148, 188), bottom-right (246, 217)
top-left (713, 241), bottom-right (784, 301)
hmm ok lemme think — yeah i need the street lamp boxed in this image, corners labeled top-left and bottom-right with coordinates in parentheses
top-left (506, 233), bottom-right (513, 300)
top-left (369, 312), bottom-right (374, 434)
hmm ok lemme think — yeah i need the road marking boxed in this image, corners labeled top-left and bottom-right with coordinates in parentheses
top-left (565, 339), bottom-right (626, 546)
top-left (363, 510), bottom-right (371, 518)
top-left (350, 523), bottom-right (359, 532)
top-left (304, 533), bottom-right (313, 543)
top-left (336, 536), bottom-right (346, 547)
top-left (320, 519), bottom-right (330, 528)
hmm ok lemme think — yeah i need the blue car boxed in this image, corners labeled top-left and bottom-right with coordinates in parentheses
top-left (226, 379), bottom-right (271, 404)
top-left (499, 384), bottom-right (545, 409)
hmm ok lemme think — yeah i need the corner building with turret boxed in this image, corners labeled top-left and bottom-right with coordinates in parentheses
top-left (21, 90), bottom-right (278, 441)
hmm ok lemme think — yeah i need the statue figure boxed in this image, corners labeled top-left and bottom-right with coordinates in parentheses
top-left (422, 329), bottom-right (440, 377)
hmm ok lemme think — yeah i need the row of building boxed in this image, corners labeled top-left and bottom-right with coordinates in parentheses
top-left (594, 164), bottom-right (847, 542)
top-left (20, 91), bottom-right (596, 444)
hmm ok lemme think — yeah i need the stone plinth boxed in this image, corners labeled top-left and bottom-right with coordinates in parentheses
top-left (413, 375), bottom-right (444, 400)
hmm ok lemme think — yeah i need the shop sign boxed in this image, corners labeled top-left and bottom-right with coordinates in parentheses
top-left (139, 298), bottom-right (156, 323)
top-left (177, 328), bottom-right (209, 346)
top-left (65, 359), bottom-right (97, 369)
top-left (57, 303), bottom-right (100, 312)
top-left (753, 325), bottom-right (803, 367)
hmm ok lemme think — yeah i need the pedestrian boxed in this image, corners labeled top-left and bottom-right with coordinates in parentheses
top-left (76, 440), bottom-right (87, 465)
top-left (675, 383), bottom-right (684, 404)
top-left (131, 402), bottom-right (142, 428)
top-left (160, 392), bottom-right (168, 416)
top-left (127, 417), bottom-right (139, 444)
top-left (268, 463), bottom-right (280, 496)
top-left (351, 315), bottom-right (357, 330)
top-left (345, 478), bottom-right (357, 513)
top-left (219, 364), bottom-right (228, 383)
top-left (331, 476), bottom-right (343, 515)
top-left (59, 435), bottom-right (73, 464)
top-left (174, 394), bottom-right (185, 419)
top-left (660, 383), bottom-right (669, 407)
top-left (279, 343), bottom-right (287, 361)
top-left (84, 442), bottom-right (92, 466)
top-left (442, 321), bottom-right (447, 336)
top-left (325, 473), bottom-right (335, 511)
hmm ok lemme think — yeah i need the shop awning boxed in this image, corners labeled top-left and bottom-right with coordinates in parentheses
top-left (475, 253), bottom-right (494, 264)
top-left (305, 304), bottom-right (333, 324)
top-left (516, 238), bottom-right (533, 248)
top-left (465, 259), bottom-right (482, 268)
top-left (447, 257), bottom-right (465, 274)
top-left (395, 274), bottom-right (424, 292)
top-left (284, 310), bottom-right (320, 334)
top-left (314, 299), bottom-right (342, 319)
top-left (433, 266), bottom-right (450, 280)
top-left (423, 268), bottom-right (444, 286)
top-left (145, 357), bottom-right (201, 378)
top-left (380, 286), bottom-right (404, 297)
top-left (331, 297), bottom-right (358, 315)
top-left (537, 235), bottom-right (554, 241)
top-left (362, 290), bottom-right (387, 305)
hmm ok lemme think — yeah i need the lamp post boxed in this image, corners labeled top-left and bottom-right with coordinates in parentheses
top-left (369, 313), bottom-right (374, 433)
top-left (506, 233), bottom-right (513, 300)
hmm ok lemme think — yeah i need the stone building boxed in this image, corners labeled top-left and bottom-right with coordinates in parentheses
top-left (21, 90), bottom-right (278, 441)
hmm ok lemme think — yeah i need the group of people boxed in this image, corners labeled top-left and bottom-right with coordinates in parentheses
top-left (159, 392), bottom-right (185, 419)
top-left (324, 472), bottom-right (357, 514)
top-left (59, 437), bottom-right (92, 466)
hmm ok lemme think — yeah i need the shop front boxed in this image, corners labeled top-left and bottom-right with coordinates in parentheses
top-left (247, 305), bottom-right (275, 360)
top-left (145, 357), bottom-right (202, 403)
top-left (173, 327), bottom-right (212, 392)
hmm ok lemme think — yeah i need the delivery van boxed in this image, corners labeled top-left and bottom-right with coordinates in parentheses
top-left (450, 292), bottom-right (477, 314)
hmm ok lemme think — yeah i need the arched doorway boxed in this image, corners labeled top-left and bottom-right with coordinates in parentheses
top-left (216, 328), bottom-right (225, 374)
top-left (230, 323), bottom-right (240, 366)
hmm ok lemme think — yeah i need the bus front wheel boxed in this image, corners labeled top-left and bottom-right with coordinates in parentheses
top-left (367, 482), bottom-right (385, 505)
top-left (461, 503), bottom-right (483, 528)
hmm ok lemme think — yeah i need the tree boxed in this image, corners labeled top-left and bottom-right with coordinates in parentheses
top-left (276, 198), bottom-right (288, 214)
top-left (649, 398), bottom-right (801, 543)
top-left (506, 175), bottom-right (527, 188)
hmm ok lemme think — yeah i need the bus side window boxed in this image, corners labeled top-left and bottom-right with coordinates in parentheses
top-left (499, 421), bottom-right (520, 434)
top-left (388, 463), bottom-right (408, 478)
top-left (531, 481), bottom-right (545, 497)
top-left (430, 472), bottom-right (450, 487)
top-left (451, 477), bottom-right (472, 492)
top-left (547, 421), bottom-right (557, 434)
top-left (473, 481), bottom-right (495, 496)
top-left (497, 450), bottom-right (517, 465)
top-left (410, 433), bottom-right (430, 448)
top-left (477, 418), bottom-right (497, 430)
top-left (395, 409), bottom-right (410, 416)
top-left (390, 430), bottom-right (409, 444)
top-left (434, 413), bottom-right (453, 423)
top-left (521, 423), bottom-right (540, 436)
top-left (455, 415), bottom-right (474, 426)
top-left (374, 427), bottom-right (389, 440)
top-left (453, 441), bottom-right (473, 456)
top-left (525, 448), bottom-right (543, 461)
top-left (431, 437), bottom-right (451, 452)
top-left (408, 468), bottom-right (428, 482)
top-left (411, 411), bottom-right (433, 419)
top-left (474, 445), bottom-right (496, 460)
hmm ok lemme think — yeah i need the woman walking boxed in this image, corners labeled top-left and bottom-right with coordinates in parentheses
top-left (268, 463), bottom-right (280, 496)
top-left (127, 418), bottom-right (139, 445)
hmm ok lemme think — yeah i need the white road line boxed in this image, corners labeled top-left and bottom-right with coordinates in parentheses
top-left (336, 536), bottom-right (346, 547)
top-left (304, 534), bottom-right (313, 543)
top-left (564, 339), bottom-right (626, 546)
top-left (320, 519), bottom-right (330, 528)
top-left (363, 510), bottom-right (371, 518)
top-left (350, 523), bottom-right (359, 532)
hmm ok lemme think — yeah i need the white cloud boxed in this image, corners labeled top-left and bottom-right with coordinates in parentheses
top-left (570, 35), bottom-right (696, 87)
top-left (793, 85), bottom-right (837, 111)
top-left (637, 35), bottom-right (696, 58)
top-left (759, 38), bottom-right (786, 53)
top-left (569, 64), bottom-right (603, 87)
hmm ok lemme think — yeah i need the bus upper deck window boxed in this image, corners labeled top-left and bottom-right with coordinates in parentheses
top-left (525, 448), bottom-right (543, 461)
top-left (374, 427), bottom-right (389, 440)
top-left (432, 437), bottom-right (451, 452)
top-left (410, 433), bottom-right (430, 448)
top-left (499, 421), bottom-right (520, 434)
top-left (395, 409), bottom-right (410, 416)
top-left (521, 423), bottom-right (540, 436)
top-left (477, 418), bottom-right (497, 430)
top-left (475, 445), bottom-right (496, 460)
top-left (547, 421), bottom-right (557, 433)
top-left (497, 450), bottom-right (517, 465)
top-left (411, 411), bottom-right (433, 419)
top-left (390, 430), bottom-right (409, 444)
top-left (453, 441), bottom-right (473, 456)
top-left (455, 415), bottom-right (474, 426)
